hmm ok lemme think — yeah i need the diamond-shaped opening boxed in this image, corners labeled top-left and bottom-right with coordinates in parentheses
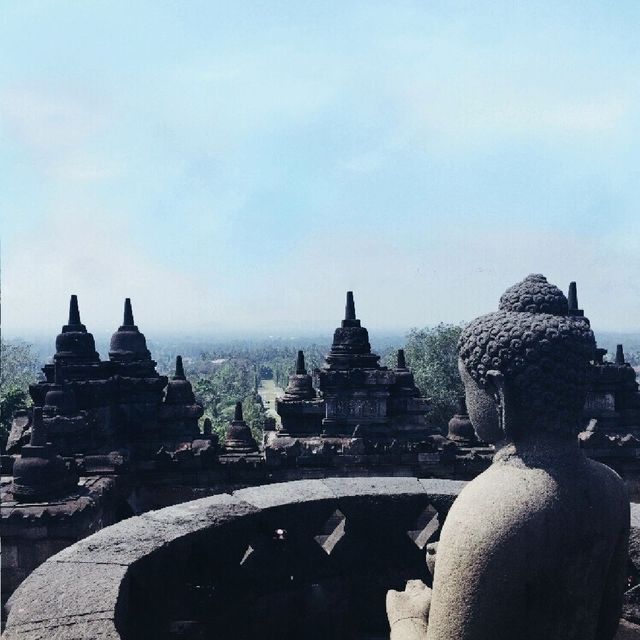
top-left (239, 544), bottom-right (254, 565)
top-left (314, 508), bottom-right (347, 555)
top-left (406, 504), bottom-right (439, 549)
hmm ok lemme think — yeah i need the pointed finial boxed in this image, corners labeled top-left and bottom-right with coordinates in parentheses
top-left (174, 355), bottom-right (186, 379)
top-left (234, 401), bottom-right (243, 422)
top-left (123, 298), bottom-right (134, 326)
top-left (345, 291), bottom-right (356, 320)
top-left (296, 350), bottom-right (306, 375)
top-left (568, 282), bottom-right (578, 311)
top-left (203, 417), bottom-right (212, 436)
top-left (30, 407), bottom-right (47, 447)
top-left (616, 344), bottom-right (625, 365)
top-left (68, 295), bottom-right (81, 325)
top-left (397, 349), bottom-right (406, 369)
top-left (456, 395), bottom-right (468, 415)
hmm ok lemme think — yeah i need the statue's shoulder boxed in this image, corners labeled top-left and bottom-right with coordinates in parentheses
top-left (444, 465), bottom-right (556, 536)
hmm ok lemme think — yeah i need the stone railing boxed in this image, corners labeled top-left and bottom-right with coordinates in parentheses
top-left (3, 477), bottom-right (640, 640)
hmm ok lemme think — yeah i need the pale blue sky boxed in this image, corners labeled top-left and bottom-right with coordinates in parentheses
top-left (2, 1), bottom-right (640, 336)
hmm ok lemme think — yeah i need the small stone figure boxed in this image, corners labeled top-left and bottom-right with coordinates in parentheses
top-left (446, 396), bottom-right (476, 446)
top-left (160, 356), bottom-right (203, 438)
top-left (224, 401), bottom-right (258, 454)
top-left (388, 274), bottom-right (629, 639)
top-left (12, 408), bottom-right (77, 502)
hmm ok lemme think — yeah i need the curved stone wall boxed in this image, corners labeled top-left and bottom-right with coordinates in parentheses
top-left (3, 477), bottom-right (640, 639)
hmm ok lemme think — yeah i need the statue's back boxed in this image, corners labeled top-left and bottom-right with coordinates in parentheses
top-left (427, 455), bottom-right (629, 640)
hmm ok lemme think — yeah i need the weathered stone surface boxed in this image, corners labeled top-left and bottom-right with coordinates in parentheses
top-left (417, 478), bottom-right (468, 498)
top-left (321, 476), bottom-right (426, 499)
top-left (234, 479), bottom-right (336, 509)
top-left (2, 619), bottom-right (120, 640)
top-left (52, 493), bottom-right (258, 565)
top-left (5, 561), bottom-right (127, 628)
top-left (615, 619), bottom-right (640, 639)
top-left (142, 493), bottom-right (259, 532)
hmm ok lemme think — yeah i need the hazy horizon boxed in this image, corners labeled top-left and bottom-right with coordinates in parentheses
top-left (3, 2), bottom-right (640, 335)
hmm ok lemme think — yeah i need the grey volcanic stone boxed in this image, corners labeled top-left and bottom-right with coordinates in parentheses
top-left (615, 619), bottom-right (640, 639)
top-left (234, 479), bottom-right (336, 509)
top-left (321, 476), bottom-right (426, 499)
top-left (2, 619), bottom-right (120, 640)
top-left (53, 493), bottom-right (258, 565)
top-left (6, 561), bottom-right (127, 628)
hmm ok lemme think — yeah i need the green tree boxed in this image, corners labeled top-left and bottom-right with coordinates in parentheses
top-left (1, 339), bottom-right (39, 448)
top-left (192, 359), bottom-right (267, 444)
top-left (402, 324), bottom-right (464, 432)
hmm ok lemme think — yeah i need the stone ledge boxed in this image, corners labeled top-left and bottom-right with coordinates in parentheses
top-left (321, 476), bottom-right (427, 498)
top-left (0, 478), bottom-right (494, 639)
top-left (5, 562), bottom-right (127, 628)
top-left (51, 493), bottom-right (259, 566)
top-left (616, 619), bottom-right (640, 639)
top-left (233, 478), bottom-right (336, 509)
top-left (2, 618), bottom-right (120, 640)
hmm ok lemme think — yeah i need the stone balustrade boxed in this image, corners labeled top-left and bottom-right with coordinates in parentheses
top-left (3, 477), bottom-right (640, 639)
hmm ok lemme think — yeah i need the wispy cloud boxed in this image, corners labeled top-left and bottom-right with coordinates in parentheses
top-left (2, 2), bottom-right (640, 335)
top-left (2, 88), bottom-right (109, 152)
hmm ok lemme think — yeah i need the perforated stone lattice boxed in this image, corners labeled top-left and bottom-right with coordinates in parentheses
top-left (406, 504), bottom-right (439, 549)
top-left (314, 508), bottom-right (346, 555)
top-left (240, 544), bottom-right (254, 565)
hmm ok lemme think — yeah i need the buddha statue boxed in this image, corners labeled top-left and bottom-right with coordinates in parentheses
top-left (387, 274), bottom-right (629, 640)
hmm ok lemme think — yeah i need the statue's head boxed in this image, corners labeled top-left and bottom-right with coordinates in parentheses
top-left (457, 274), bottom-right (595, 443)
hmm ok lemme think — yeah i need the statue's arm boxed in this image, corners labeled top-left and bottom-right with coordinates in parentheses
top-left (595, 519), bottom-right (630, 640)
top-left (386, 542), bottom-right (438, 639)
top-left (386, 580), bottom-right (431, 640)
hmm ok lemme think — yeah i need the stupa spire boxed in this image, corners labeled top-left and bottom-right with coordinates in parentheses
top-left (174, 355), bottom-right (186, 380)
top-left (325, 291), bottom-right (379, 370)
top-left (234, 401), bottom-right (243, 422)
top-left (616, 344), bottom-right (626, 365)
top-left (68, 295), bottom-right (81, 326)
top-left (123, 298), bottom-right (134, 326)
top-left (55, 294), bottom-right (99, 363)
top-left (345, 291), bottom-right (356, 321)
top-left (109, 298), bottom-right (152, 365)
top-left (567, 281), bottom-right (584, 317)
top-left (296, 350), bottom-right (306, 375)
top-left (397, 349), bottom-right (406, 369)
top-left (568, 282), bottom-right (578, 311)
